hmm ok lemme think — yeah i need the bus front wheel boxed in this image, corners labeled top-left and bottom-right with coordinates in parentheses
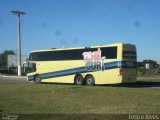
top-left (74, 74), bottom-right (84, 85)
top-left (85, 75), bottom-right (95, 86)
top-left (34, 75), bottom-right (42, 84)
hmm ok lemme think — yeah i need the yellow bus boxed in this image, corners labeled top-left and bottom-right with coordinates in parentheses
top-left (27, 43), bottom-right (137, 85)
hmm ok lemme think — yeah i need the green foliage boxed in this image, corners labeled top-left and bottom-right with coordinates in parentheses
top-left (142, 59), bottom-right (159, 68)
top-left (137, 67), bottom-right (158, 76)
top-left (0, 50), bottom-right (15, 69)
top-left (137, 68), bottom-right (149, 76)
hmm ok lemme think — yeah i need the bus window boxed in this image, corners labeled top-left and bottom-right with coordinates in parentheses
top-left (101, 47), bottom-right (117, 59)
top-left (123, 51), bottom-right (136, 59)
top-left (27, 62), bottom-right (36, 73)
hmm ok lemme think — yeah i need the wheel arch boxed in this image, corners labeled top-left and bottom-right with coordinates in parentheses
top-left (74, 73), bottom-right (82, 81)
top-left (34, 74), bottom-right (40, 81)
top-left (84, 74), bottom-right (94, 79)
top-left (84, 74), bottom-right (95, 86)
top-left (74, 74), bottom-right (84, 85)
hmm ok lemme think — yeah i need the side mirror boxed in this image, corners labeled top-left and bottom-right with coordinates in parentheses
top-left (102, 56), bottom-right (106, 60)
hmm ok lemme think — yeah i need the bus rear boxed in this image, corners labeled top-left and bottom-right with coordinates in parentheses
top-left (121, 44), bottom-right (137, 83)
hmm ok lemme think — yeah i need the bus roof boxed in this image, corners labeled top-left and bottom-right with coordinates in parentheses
top-left (31, 43), bottom-right (135, 53)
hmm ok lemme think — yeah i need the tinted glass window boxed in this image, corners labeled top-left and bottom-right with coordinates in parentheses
top-left (123, 51), bottom-right (137, 59)
top-left (77, 47), bottom-right (117, 59)
top-left (29, 47), bottom-right (117, 61)
top-left (29, 53), bottom-right (37, 61)
top-left (36, 51), bottom-right (68, 61)
top-left (67, 49), bottom-right (84, 60)
top-left (101, 47), bottom-right (117, 59)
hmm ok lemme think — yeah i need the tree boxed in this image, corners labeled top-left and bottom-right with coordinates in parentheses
top-left (142, 59), bottom-right (158, 69)
top-left (0, 50), bottom-right (15, 69)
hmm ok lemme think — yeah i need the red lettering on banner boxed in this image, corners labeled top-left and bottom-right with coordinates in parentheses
top-left (82, 48), bottom-right (105, 71)
top-left (83, 48), bottom-right (102, 61)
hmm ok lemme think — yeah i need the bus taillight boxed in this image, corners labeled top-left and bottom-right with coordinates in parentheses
top-left (119, 68), bottom-right (124, 76)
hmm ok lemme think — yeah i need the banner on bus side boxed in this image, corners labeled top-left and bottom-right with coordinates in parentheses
top-left (83, 48), bottom-right (105, 71)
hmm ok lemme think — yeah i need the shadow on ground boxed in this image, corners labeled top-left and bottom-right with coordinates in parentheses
top-left (42, 81), bottom-right (160, 88)
top-left (106, 81), bottom-right (160, 88)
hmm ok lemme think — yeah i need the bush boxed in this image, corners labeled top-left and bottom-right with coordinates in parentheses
top-left (137, 67), bottom-right (159, 76)
top-left (137, 68), bottom-right (150, 76)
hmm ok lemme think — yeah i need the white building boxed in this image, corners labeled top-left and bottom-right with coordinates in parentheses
top-left (145, 63), bottom-right (154, 69)
top-left (7, 55), bottom-right (28, 68)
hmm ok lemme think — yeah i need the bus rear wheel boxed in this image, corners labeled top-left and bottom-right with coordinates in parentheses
top-left (74, 74), bottom-right (84, 85)
top-left (85, 75), bottom-right (95, 86)
top-left (34, 75), bottom-right (42, 84)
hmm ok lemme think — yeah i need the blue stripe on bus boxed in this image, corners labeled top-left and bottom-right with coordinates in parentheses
top-left (28, 61), bottom-right (136, 81)
top-left (28, 61), bottom-right (121, 81)
top-left (28, 76), bottom-right (34, 81)
top-left (41, 67), bottom-right (87, 79)
top-left (104, 61), bottom-right (121, 69)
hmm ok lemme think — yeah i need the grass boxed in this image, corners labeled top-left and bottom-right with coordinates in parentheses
top-left (0, 79), bottom-right (160, 115)
top-left (137, 75), bottom-right (160, 82)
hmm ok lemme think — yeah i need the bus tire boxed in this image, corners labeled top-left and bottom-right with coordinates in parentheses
top-left (85, 75), bottom-right (95, 86)
top-left (34, 75), bottom-right (42, 84)
top-left (74, 74), bottom-right (84, 85)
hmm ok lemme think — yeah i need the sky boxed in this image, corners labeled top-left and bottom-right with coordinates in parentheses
top-left (0, 0), bottom-right (160, 62)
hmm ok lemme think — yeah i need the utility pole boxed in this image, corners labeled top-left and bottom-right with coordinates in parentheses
top-left (11, 11), bottom-right (26, 76)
